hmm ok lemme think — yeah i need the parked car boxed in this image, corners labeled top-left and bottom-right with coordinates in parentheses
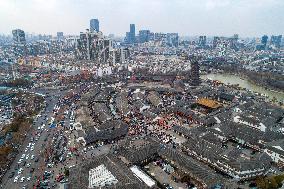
top-left (20, 177), bottom-right (25, 183)
top-left (13, 176), bottom-right (19, 183)
top-left (8, 172), bottom-right (15, 178)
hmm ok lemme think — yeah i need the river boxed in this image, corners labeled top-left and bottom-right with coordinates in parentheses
top-left (201, 73), bottom-right (284, 102)
top-left (0, 86), bottom-right (9, 90)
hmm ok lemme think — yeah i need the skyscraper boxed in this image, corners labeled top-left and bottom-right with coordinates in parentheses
top-left (270, 35), bottom-right (282, 48)
top-left (139, 30), bottom-right (150, 43)
top-left (77, 30), bottom-right (112, 63)
top-left (125, 32), bottom-right (130, 43)
top-left (198, 36), bottom-right (206, 48)
top-left (90, 19), bottom-right (100, 32)
top-left (213, 36), bottom-right (220, 48)
top-left (166, 33), bottom-right (179, 47)
top-left (12, 29), bottom-right (26, 44)
top-left (129, 24), bottom-right (135, 43)
top-left (57, 32), bottom-right (64, 41)
top-left (154, 33), bottom-right (167, 41)
top-left (233, 34), bottom-right (239, 41)
top-left (261, 35), bottom-right (268, 48)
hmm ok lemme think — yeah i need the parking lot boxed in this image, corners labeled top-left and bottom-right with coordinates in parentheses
top-left (1, 89), bottom-right (63, 189)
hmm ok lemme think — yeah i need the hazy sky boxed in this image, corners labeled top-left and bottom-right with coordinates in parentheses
top-left (0, 0), bottom-right (283, 37)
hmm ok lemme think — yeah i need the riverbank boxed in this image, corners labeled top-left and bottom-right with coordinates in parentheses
top-left (239, 72), bottom-right (284, 93)
top-left (212, 68), bottom-right (284, 93)
top-left (205, 69), bottom-right (284, 93)
top-left (201, 73), bottom-right (284, 103)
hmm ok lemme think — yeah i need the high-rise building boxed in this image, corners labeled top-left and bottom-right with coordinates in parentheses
top-left (76, 30), bottom-right (112, 63)
top-left (198, 36), bottom-right (206, 48)
top-left (213, 36), bottom-right (220, 48)
top-left (139, 30), bottom-right (150, 43)
top-left (125, 24), bottom-right (136, 44)
top-left (57, 32), bottom-right (64, 41)
top-left (90, 19), bottom-right (100, 32)
top-left (270, 35), bottom-right (282, 48)
top-left (154, 33), bottom-right (167, 41)
top-left (166, 33), bottom-right (179, 47)
top-left (233, 34), bottom-right (239, 41)
top-left (256, 35), bottom-right (269, 51)
top-left (261, 35), bottom-right (268, 47)
top-left (129, 24), bottom-right (135, 43)
top-left (12, 29), bottom-right (26, 44)
top-left (149, 32), bottom-right (155, 41)
top-left (125, 32), bottom-right (130, 43)
top-left (190, 55), bottom-right (201, 86)
top-left (229, 34), bottom-right (239, 51)
top-left (110, 48), bottom-right (130, 64)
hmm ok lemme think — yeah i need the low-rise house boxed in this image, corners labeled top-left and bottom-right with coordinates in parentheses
top-left (265, 139), bottom-right (284, 165)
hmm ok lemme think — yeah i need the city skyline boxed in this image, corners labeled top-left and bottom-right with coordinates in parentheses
top-left (0, 0), bottom-right (284, 37)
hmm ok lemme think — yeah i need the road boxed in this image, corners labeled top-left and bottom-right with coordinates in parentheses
top-left (1, 84), bottom-right (98, 189)
top-left (1, 89), bottom-right (62, 189)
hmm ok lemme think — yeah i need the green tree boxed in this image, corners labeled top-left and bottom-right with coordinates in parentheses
top-left (181, 175), bottom-right (191, 184)
top-left (268, 177), bottom-right (278, 189)
top-left (256, 177), bottom-right (268, 189)
top-left (273, 174), bottom-right (284, 187)
top-left (64, 168), bottom-right (70, 177)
